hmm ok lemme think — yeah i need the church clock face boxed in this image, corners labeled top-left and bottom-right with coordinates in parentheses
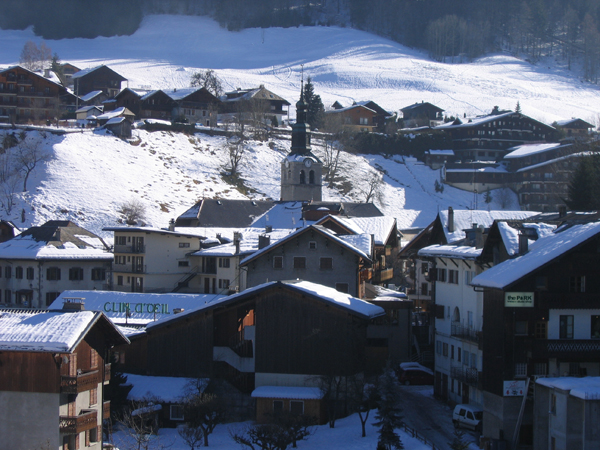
top-left (304, 158), bottom-right (313, 168)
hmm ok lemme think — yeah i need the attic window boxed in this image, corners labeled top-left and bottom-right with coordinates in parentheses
top-left (308, 241), bottom-right (317, 250)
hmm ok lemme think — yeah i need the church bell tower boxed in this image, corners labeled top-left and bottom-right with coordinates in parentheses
top-left (280, 77), bottom-right (323, 202)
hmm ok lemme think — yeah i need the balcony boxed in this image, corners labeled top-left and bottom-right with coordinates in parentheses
top-left (103, 401), bottom-right (111, 420)
top-left (112, 263), bottom-right (146, 274)
top-left (451, 366), bottom-right (481, 387)
top-left (59, 409), bottom-right (97, 434)
top-left (374, 267), bottom-right (394, 283)
top-left (451, 322), bottom-right (481, 346)
top-left (114, 244), bottom-right (146, 254)
top-left (61, 370), bottom-right (100, 394)
top-left (531, 339), bottom-right (600, 359)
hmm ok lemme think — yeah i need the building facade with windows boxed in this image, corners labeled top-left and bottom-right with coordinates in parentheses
top-left (0, 221), bottom-right (112, 309)
top-left (104, 227), bottom-right (205, 294)
top-left (0, 301), bottom-right (128, 450)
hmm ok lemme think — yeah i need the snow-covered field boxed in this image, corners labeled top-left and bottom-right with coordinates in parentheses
top-left (0, 15), bottom-right (598, 236)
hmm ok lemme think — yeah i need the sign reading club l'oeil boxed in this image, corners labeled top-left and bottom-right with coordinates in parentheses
top-left (104, 302), bottom-right (170, 314)
top-left (504, 292), bottom-right (534, 307)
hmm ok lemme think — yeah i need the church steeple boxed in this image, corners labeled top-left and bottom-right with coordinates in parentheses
top-left (290, 73), bottom-right (311, 155)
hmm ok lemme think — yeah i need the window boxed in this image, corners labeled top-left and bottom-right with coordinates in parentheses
top-left (443, 342), bottom-right (448, 357)
top-left (26, 267), bottom-right (34, 280)
top-left (273, 256), bottom-right (283, 269)
top-left (90, 349), bottom-right (98, 368)
top-left (5, 266), bottom-right (11, 279)
top-left (5, 290), bottom-right (10, 303)
top-left (309, 170), bottom-right (315, 184)
top-left (178, 261), bottom-right (190, 267)
top-left (115, 236), bottom-right (127, 245)
top-left (559, 315), bottom-right (574, 339)
top-left (300, 170), bottom-right (306, 184)
top-left (437, 268), bottom-right (447, 282)
top-left (219, 258), bottom-right (230, 268)
top-left (117, 276), bottom-right (123, 286)
top-left (290, 401), bottom-right (304, 415)
top-left (179, 242), bottom-right (190, 248)
top-left (320, 257), bottom-right (333, 270)
top-left (436, 340), bottom-right (442, 355)
top-left (89, 388), bottom-right (97, 406)
top-left (359, 117), bottom-right (368, 125)
top-left (569, 276), bottom-right (585, 293)
top-left (47, 267), bottom-right (61, 280)
top-left (15, 266), bottom-right (23, 279)
top-left (218, 279), bottom-right (230, 289)
top-left (451, 345), bottom-right (455, 360)
top-left (514, 363), bottom-right (527, 377)
top-left (115, 255), bottom-right (126, 265)
top-left (457, 347), bottom-right (461, 362)
top-left (69, 267), bottom-right (84, 281)
top-left (463, 350), bottom-right (469, 366)
top-left (470, 353), bottom-right (477, 369)
top-left (535, 321), bottom-right (547, 339)
top-left (335, 283), bottom-right (349, 293)
top-left (448, 269), bottom-right (459, 284)
top-left (46, 292), bottom-right (59, 306)
top-left (293, 257), bottom-right (306, 269)
top-left (273, 400), bottom-right (283, 413)
top-left (170, 405), bottom-right (184, 421)
top-left (308, 241), bottom-right (317, 250)
top-left (91, 268), bottom-right (106, 281)
top-left (592, 316), bottom-right (600, 339)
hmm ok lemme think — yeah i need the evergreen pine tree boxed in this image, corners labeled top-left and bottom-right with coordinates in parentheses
top-left (303, 77), bottom-right (324, 129)
top-left (515, 101), bottom-right (522, 114)
top-left (374, 365), bottom-right (404, 450)
top-left (566, 155), bottom-right (600, 210)
top-left (484, 189), bottom-right (492, 204)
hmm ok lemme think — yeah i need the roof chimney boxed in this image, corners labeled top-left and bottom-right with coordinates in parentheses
top-left (518, 232), bottom-right (529, 254)
top-left (258, 234), bottom-right (271, 249)
top-left (476, 225), bottom-right (485, 249)
top-left (558, 205), bottom-right (567, 218)
top-left (168, 218), bottom-right (175, 231)
top-left (234, 231), bottom-right (242, 255)
top-left (62, 297), bottom-right (85, 311)
top-left (448, 207), bottom-right (455, 233)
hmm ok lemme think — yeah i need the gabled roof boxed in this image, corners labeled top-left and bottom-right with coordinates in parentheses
top-left (80, 90), bottom-right (104, 102)
top-left (555, 118), bottom-right (595, 129)
top-left (223, 86), bottom-right (290, 105)
top-left (401, 102), bottom-right (444, 113)
top-left (504, 143), bottom-right (570, 159)
top-left (0, 65), bottom-right (67, 91)
top-left (240, 224), bottom-right (372, 266)
top-left (0, 309), bottom-right (129, 352)
top-left (354, 101), bottom-right (392, 116)
top-left (71, 65), bottom-right (127, 81)
top-left (471, 221), bottom-right (600, 289)
top-left (325, 104), bottom-right (376, 115)
top-left (418, 244), bottom-right (482, 259)
top-left (97, 106), bottom-right (135, 121)
top-left (176, 199), bottom-right (276, 228)
top-left (147, 280), bottom-right (385, 331)
top-left (435, 111), bottom-right (554, 131)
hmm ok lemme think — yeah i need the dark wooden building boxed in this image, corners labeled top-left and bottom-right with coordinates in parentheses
top-left (0, 302), bottom-right (129, 450)
top-left (401, 101), bottom-right (444, 128)
top-left (72, 65), bottom-right (127, 99)
top-left (471, 220), bottom-right (600, 447)
top-left (0, 65), bottom-right (76, 124)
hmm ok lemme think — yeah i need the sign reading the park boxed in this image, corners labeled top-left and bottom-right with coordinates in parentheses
top-left (504, 292), bottom-right (534, 308)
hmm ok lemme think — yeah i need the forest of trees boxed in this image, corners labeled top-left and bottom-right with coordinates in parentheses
top-left (1, 0), bottom-right (599, 82)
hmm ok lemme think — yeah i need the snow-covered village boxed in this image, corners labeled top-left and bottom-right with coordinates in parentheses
top-left (1, 2), bottom-right (600, 450)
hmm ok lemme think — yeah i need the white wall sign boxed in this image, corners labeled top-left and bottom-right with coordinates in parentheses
top-left (504, 292), bottom-right (534, 307)
top-left (503, 380), bottom-right (526, 397)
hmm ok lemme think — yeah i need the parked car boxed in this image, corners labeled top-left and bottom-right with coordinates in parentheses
top-left (396, 362), bottom-right (434, 385)
top-left (452, 404), bottom-right (483, 431)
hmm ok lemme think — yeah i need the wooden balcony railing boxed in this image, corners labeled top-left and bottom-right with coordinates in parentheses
top-left (61, 370), bottom-right (99, 394)
top-left (59, 410), bottom-right (97, 434)
top-left (103, 401), bottom-right (111, 420)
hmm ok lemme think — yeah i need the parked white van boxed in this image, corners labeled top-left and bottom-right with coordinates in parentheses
top-left (452, 404), bottom-right (483, 431)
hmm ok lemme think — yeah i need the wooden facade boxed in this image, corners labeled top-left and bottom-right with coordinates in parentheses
top-left (0, 65), bottom-right (76, 124)
top-left (72, 65), bottom-right (127, 99)
top-left (324, 105), bottom-right (377, 132)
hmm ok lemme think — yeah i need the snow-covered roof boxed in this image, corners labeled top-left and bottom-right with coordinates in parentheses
top-left (325, 104), bottom-right (376, 114)
top-left (49, 290), bottom-right (226, 326)
top-left (252, 386), bottom-right (323, 400)
top-left (96, 107), bottom-right (133, 121)
top-left (555, 118), bottom-right (594, 128)
top-left (503, 143), bottom-right (565, 159)
top-left (497, 221), bottom-right (556, 256)
top-left (0, 235), bottom-right (113, 261)
top-left (426, 150), bottom-right (454, 156)
top-left (445, 165), bottom-right (507, 174)
top-left (163, 87), bottom-right (203, 101)
top-left (471, 221), bottom-right (600, 289)
top-left (439, 210), bottom-right (539, 243)
top-left (418, 244), bottom-right (481, 259)
top-left (147, 280), bottom-right (384, 331)
top-left (106, 117), bottom-right (127, 125)
top-left (76, 105), bottom-right (102, 114)
top-left (516, 151), bottom-right (590, 173)
top-left (537, 377), bottom-right (600, 400)
top-left (125, 373), bottom-right (202, 402)
top-left (80, 90), bottom-right (103, 102)
top-left (240, 224), bottom-right (372, 265)
top-left (104, 225), bottom-right (208, 239)
top-left (0, 310), bottom-right (103, 352)
top-left (71, 65), bottom-right (103, 79)
top-left (191, 228), bottom-right (292, 257)
top-left (351, 216), bottom-right (397, 246)
top-left (337, 233), bottom-right (373, 258)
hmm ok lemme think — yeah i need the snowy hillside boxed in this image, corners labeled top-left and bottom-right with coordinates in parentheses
top-left (1, 15), bottom-right (598, 236)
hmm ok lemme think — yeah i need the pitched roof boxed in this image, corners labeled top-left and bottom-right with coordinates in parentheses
top-left (0, 309), bottom-right (129, 352)
top-left (71, 65), bottom-right (127, 81)
top-left (401, 102), bottom-right (444, 113)
top-left (471, 221), bottom-right (600, 289)
top-left (176, 199), bottom-right (276, 228)
top-left (503, 143), bottom-right (570, 159)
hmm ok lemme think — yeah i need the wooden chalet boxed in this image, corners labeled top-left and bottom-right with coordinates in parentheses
top-left (401, 101), bottom-right (444, 128)
top-left (555, 118), bottom-right (595, 138)
top-left (435, 107), bottom-right (555, 162)
top-left (113, 280), bottom-right (397, 422)
top-left (72, 65), bottom-right (127, 99)
top-left (471, 220), bottom-right (600, 447)
top-left (324, 103), bottom-right (378, 132)
top-left (220, 85), bottom-right (290, 126)
top-left (0, 301), bottom-right (129, 450)
top-left (0, 65), bottom-right (76, 124)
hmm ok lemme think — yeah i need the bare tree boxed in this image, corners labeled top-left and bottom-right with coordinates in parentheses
top-left (315, 374), bottom-right (346, 429)
top-left (347, 375), bottom-right (379, 438)
top-left (230, 413), bottom-right (314, 450)
top-left (19, 41), bottom-right (52, 72)
top-left (119, 199), bottom-right (147, 225)
top-left (178, 424), bottom-right (205, 450)
top-left (361, 171), bottom-right (384, 204)
top-left (225, 135), bottom-right (246, 175)
top-left (15, 135), bottom-right (50, 192)
top-left (320, 113), bottom-right (345, 183)
top-left (190, 69), bottom-right (223, 97)
top-left (115, 397), bottom-right (165, 450)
